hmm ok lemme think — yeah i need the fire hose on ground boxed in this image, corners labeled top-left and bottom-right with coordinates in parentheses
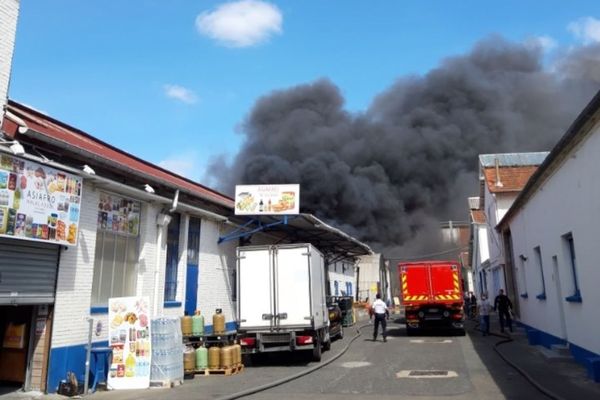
top-left (215, 323), bottom-right (369, 400)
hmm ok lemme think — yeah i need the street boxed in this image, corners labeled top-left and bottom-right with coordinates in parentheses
top-left (80, 316), bottom-right (554, 400)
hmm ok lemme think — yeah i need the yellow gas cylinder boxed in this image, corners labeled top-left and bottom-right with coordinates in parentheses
top-left (213, 308), bottom-right (225, 334)
top-left (208, 346), bottom-right (221, 369)
top-left (181, 315), bottom-right (193, 336)
top-left (220, 346), bottom-right (233, 368)
top-left (183, 347), bottom-right (195, 372)
top-left (232, 343), bottom-right (242, 366)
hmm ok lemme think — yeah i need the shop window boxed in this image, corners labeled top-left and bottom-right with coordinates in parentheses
top-left (534, 246), bottom-right (546, 300)
top-left (563, 233), bottom-right (582, 302)
top-left (164, 214), bottom-right (181, 302)
top-left (92, 193), bottom-right (141, 307)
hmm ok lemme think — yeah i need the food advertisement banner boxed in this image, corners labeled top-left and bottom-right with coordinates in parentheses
top-left (235, 184), bottom-right (300, 215)
top-left (0, 153), bottom-right (82, 246)
top-left (107, 297), bottom-right (151, 390)
top-left (97, 192), bottom-right (141, 237)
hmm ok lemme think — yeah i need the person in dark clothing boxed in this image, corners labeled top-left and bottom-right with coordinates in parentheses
top-left (469, 292), bottom-right (477, 319)
top-left (494, 289), bottom-right (513, 333)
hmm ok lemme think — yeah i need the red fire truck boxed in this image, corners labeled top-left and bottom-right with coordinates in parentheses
top-left (399, 261), bottom-right (465, 335)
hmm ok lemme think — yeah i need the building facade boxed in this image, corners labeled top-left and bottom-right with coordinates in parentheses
top-left (498, 90), bottom-right (600, 380)
top-left (473, 152), bottom-right (547, 309)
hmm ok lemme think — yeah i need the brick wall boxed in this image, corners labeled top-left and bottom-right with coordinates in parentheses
top-left (197, 220), bottom-right (237, 324)
top-left (51, 181), bottom-right (99, 348)
top-left (0, 0), bottom-right (19, 121)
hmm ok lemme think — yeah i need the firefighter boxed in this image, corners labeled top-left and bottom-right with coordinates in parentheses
top-left (370, 293), bottom-right (389, 342)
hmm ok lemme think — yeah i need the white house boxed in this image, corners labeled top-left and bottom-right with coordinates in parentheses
top-left (497, 90), bottom-right (600, 381)
top-left (469, 196), bottom-right (489, 298)
top-left (475, 152), bottom-right (548, 307)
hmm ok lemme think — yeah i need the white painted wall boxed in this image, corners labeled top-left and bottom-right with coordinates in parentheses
top-left (507, 121), bottom-right (600, 355)
top-left (196, 219), bottom-right (237, 324)
top-left (357, 254), bottom-right (381, 302)
top-left (0, 0), bottom-right (19, 122)
top-left (328, 261), bottom-right (355, 297)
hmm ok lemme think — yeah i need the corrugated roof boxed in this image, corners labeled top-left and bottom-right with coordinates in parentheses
top-left (482, 166), bottom-right (539, 193)
top-left (3, 101), bottom-right (234, 208)
top-left (479, 152), bottom-right (549, 168)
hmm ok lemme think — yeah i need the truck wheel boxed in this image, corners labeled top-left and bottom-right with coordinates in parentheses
top-left (312, 336), bottom-right (322, 362)
top-left (323, 337), bottom-right (331, 351)
top-left (406, 326), bottom-right (417, 336)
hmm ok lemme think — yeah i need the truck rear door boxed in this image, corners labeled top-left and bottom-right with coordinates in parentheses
top-left (401, 264), bottom-right (431, 302)
top-left (430, 263), bottom-right (462, 301)
top-left (238, 247), bottom-right (273, 329)
top-left (275, 245), bottom-right (312, 328)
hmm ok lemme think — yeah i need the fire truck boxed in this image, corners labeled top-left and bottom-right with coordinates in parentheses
top-left (399, 261), bottom-right (465, 335)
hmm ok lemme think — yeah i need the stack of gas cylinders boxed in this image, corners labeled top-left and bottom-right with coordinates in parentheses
top-left (180, 309), bottom-right (242, 373)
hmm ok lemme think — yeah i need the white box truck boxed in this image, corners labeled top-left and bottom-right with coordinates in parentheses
top-left (236, 243), bottom-right (330, 361)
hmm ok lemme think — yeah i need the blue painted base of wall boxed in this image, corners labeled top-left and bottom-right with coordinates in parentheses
top-left (519, 322), bottom-right (600, 383)
top-left (48, 341), bottom-right (108, 393)
top-left (47, 321), bottom-right (239, 392)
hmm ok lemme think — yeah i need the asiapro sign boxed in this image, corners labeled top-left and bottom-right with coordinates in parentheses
top-left (234, 184), bottom-right (300, 216)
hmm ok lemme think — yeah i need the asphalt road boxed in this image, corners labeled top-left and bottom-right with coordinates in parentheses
top-left (76, 316), bottom-right (553, 400)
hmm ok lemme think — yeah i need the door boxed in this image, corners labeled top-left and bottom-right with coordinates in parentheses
top-left (184, 265), bottom-right (198, 316)
top-left (0, 238), bottom-right (59, 305)
top-left (275, 246), bottom-right (311, 328)
top-left (430, 263), bottom-right (460, 300)
top-left (552, 255), bottom-right (568, 340)
top-left (184, 217), bottom-right (201, 316)
top-left (238, 248), bottom-right (273, 329)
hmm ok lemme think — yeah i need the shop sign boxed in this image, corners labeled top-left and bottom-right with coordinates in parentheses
top-left (97, 192), bottom-right (141, 236)
top-left (107, 296), bottom-right (151, 390)
top-left (0, 154), bottom-right (82, 246)
top-left (235, 184), bottom-right (300, 215)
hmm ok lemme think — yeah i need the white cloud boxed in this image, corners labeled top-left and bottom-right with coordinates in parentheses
top-left (196, 0), bottom-right (282, 47)
top-left (568, 17), bottom-right (600, 44)
top-left (524, 35), bottom-right (557, 52)
top-left (158, 152), bottom-right (201, 181)
top-left (163, 84), bottom-right (198, 104)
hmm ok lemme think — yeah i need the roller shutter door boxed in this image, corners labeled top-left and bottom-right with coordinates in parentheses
top-left (0, 238), bottom-right (59, 305)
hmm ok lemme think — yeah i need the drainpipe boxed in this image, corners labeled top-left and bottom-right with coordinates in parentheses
top-left (153, 212), bottom-right (172, 316)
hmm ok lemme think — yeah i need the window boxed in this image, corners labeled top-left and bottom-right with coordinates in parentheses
top-left (164, 214), bottom-right (181, 302)
top-left (334, 281), bottom-right (339, 296)
top-left (563, 233), bottom-right (582, 302)
top-left (533, 247), bottom-right (546, 300)
top-left (518, 255), bottom-right (528, 298)
top-left (91, 192), bottom-right (141, 306)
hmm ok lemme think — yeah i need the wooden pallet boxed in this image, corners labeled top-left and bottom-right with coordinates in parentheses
top-left (149, 378), bottom-right (183, 388)
top-left (195, 364), bottom-right (244, 376)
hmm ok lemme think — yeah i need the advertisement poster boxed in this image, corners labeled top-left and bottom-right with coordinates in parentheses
top-left (235, 184), bottom-right (300, 215)
top-left (107, 297), bottom-right (151, 390)
top-left (97, 192), bottom-right (141, 237)
top-left (0, 153), bottom-right (82, 246)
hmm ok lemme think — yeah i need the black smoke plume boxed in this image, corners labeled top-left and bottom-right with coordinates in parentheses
top-left (209, 37), bottom-right (600, 256)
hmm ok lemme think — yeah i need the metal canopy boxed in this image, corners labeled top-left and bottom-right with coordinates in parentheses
top-left (220, 213), bottom-right (372, 261)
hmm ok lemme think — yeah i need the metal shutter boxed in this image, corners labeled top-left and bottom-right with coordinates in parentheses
top-left (0, 238), bottom-right (59, 305)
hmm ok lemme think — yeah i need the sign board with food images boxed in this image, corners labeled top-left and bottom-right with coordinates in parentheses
top-left (0, 153), bottom-right (82, 246)
top-left (107, 296), bottom-right (151, 390)
top-left (97, 192), bottom-right (141, 237)
top-left (235, 184), bottom-right (300, 215)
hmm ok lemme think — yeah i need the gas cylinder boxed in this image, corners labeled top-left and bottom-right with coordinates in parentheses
top-left (232, 343), bottom-right (242, 366)
top-left (195, 346), bottom-right (208, 370)
top-left (181, 315), bottom-right (193, 336)
top-left (213, 308), bottom-right (225, 334)
top-left (208, 346), bottom-right (220, 369)
top-left (192, 310), bottom-right (205, 336)
top-left (220, 346), bottom-right (233, 368)
top-left (183, 347), bottom-right (195, 372)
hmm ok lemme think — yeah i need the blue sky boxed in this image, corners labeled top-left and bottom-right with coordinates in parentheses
top-left (9, 1), bottom-right (600, 184)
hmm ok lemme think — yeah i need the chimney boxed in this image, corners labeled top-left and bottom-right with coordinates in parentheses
top-left (495, 158), bottom-right (503, 188)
